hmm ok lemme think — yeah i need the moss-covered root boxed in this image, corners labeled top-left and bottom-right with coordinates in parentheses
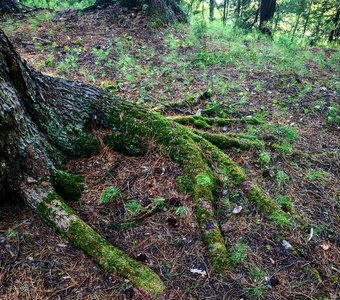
top-left (247, 184), bottom-right (292, 227)
top-left (109, 106), bottom-right (229, 272)
top-left (196, 139), bottom-right (293, 227)
top-left (21, 184), bottom-right (164, 295)
top-left (195, 131), bottom-right (264, 150)
top-left (167, 115), bottom-right (264, 128)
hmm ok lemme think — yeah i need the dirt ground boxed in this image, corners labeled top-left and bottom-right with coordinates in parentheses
top-left (0, 6), bottom-right (339, 300)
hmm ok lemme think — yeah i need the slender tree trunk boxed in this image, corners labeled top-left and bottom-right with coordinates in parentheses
top-left (222, 0), bottom-right (229, 25)
top-left (303, 0), bottom-right (313, 34)
top-left (259, 0), bottom-right (276, 36)
top-left (209, 0), bottom-right (214, 21)
top-left (0, 0), bottom-right (19, 14)
top-left (329, 8), bottom-right (340, 42)
top-left (291, 12), bottom-right (301, 41)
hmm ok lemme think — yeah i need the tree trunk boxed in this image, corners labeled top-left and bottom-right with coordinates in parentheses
top-left (329, 8), bottom-right (340, 42)
top-left (222, 0), bottom-right (229, 25)
top-left (259, 0), bottom-right (276, 35)
top-left (86, 0), bottom-right (187, 23)
top-left (303, 0), bottom-right (313, 34)
top-left (0, 0), bottom-right (19, 14)
top-left (0, 28), bottom-right (294, 293)
top-left (209, 0), bottom-right (214, 21)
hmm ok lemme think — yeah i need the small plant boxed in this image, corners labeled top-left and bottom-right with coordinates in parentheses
top-left (269, 211), bottom-right (292, 227)
top-left (6, 228), bottom-right (18, 239)
top-left (175, 206), bottom-right (189, 217)
top-left (327, 104), bottom-right (340, 126)
top-left (258, 152), bottom-right (271, 165)
top-left (245, 284), bottom-right (266, 299)
top-left (99, 186), bottom-right (121, 204)
top-left (228, 242), bottom-right (248, 266)
top-left (92, 47), bottom-right (111, 65)
top-left (277, 195), bottom-right (294, 212)
top-left (306, 169), bottom-right (327, 182)
top-left (276, 170), bottom-right (289, 186)
top-left (126, 200), bottom-right (143, 215)
top-left (250, 266), bottom-right (266, 282)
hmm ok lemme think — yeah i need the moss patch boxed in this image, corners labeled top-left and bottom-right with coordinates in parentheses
top-left (104, 133), bottom-right (146, 156)
top-left (52, 170), bottom-right (84, 201)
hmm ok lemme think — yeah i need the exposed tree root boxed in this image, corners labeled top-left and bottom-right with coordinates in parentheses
top-left (194, 130), bottom-right (264, 150)
top-left (0, 30), bottom-right (307, 295)
top-left (20, 182), bottom-right (165, 294)
top-left (168, 115), bottom-right (264, 129)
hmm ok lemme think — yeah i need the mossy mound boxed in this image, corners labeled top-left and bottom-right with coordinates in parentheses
top-left (51, 170), bottom-right (84, 201)
top-left (103, 133), bottom-right (146, 156)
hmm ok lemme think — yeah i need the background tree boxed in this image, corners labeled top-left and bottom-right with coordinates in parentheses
top-left (259, 0), bottom-right (276, 35)
top-left (88, 0), bottom-right (187, 23)
top-left (0, 0), bottom-right (20, 13)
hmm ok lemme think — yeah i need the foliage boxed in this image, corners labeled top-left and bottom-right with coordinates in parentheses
top-left (228, 242), bottom-right (248, 266)
top-left (99, 186), bottom-right (121, 204)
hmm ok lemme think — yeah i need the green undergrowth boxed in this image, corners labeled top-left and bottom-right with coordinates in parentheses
top-left (100, 186), bottom-right (121, 204)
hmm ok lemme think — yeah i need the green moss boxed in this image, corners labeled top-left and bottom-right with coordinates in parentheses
top-left (104, 133), bottom-right (146, 156)
top-left (196, 138), bottom-right (246, 185)
top-left (277, 195), bottom-right (294, 213)
top-left (248, 185), bottom-right (292, 227)
top-left (269, 211), bottom-right (292, 227)
top-left (193, 119), bottom-right (212, 130)
top-left (70, 131), bottom-right (100, 157)
top-left (68, 220), bottom-right (164, 294)
top-left (196, 172), bottom-right (214, 186)
top-left (52, 170), bottom-right (84, 201)
top-left (36, 192), bottom-right (164, 294)
top-left (228, 242), bottom-right (248, 266)
top-left (108, 105), bottom-right (229, 272)
top-left (196, 131), bottom-right (264, 150)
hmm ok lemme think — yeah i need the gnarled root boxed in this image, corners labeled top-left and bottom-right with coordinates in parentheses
top-left (20, 181), bottom-right (165, 295)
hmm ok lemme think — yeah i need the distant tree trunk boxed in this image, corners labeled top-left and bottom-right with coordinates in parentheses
top-left (236, 0), bottom-right (241, 16)
top-left (209, 0), bottom-right (214, 21)
top-left (291, 11), bottom-right (302, 41)
top-left (86, 0), bottom-right (187, 23)
top-left (222, 0), bottom-right (229, 25)
top-left (329, 8), bottom-right (340, 42)
top-left (0, 0), bottom-right (19, 14)
top-left (259, 0), bottom-right (276, 35)
top-left (303, 0), bottom-right (313, 34)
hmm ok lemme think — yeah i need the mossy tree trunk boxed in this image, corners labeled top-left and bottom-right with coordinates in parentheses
top-left (0, 29), bottom-right (295, 294)
top-left (0, 0), bottom-right (19, 14)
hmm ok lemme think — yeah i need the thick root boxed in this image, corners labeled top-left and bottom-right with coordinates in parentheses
top-left (109, 104), bottom-right (230, 271)
top-left (194, 130), bottom-right (264, 150)
top-left (168, 115), bottom-right (264, 128)
top-left (20, 182), bottom-right (164, 295)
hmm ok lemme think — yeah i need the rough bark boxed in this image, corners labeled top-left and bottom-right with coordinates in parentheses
top-left (0, 29), bottom-right (164, 294)
top-left (0, 0), bottom-right (19, 14)
top-left (259, 0), bottom-right (276, 35)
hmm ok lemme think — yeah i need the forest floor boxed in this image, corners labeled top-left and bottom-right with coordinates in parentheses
top-left (0, 6), bottom-right (339, 300)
